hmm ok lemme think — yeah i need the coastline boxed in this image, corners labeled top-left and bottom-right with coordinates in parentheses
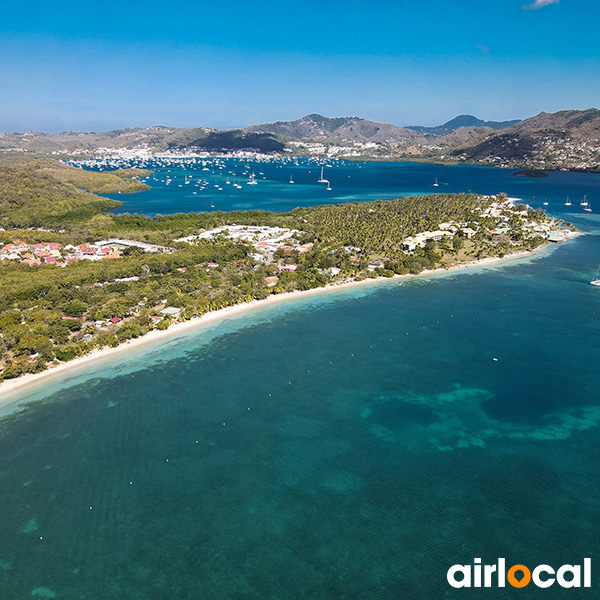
top-left (0, 241), bottom-right (572, 401)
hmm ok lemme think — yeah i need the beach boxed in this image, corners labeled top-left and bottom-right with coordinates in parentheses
top-left (0, 242), bottom-right (566, 401)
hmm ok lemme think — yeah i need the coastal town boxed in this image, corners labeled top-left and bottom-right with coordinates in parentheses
top-left (0, 238), bottom-right (168, 266)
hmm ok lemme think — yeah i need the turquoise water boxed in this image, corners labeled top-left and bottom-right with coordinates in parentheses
top-left (1, 164), bottom-right (600, 598)
top-left (87, 157), bottom-right (600, 221)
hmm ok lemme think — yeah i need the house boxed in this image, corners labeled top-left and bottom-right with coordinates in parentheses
top-left (280, 264), bottom-right (298, 271)
top-left (108, 317), bottom-right (122, 324)
top-left (367, 261), bottom-right (385, 272)
top-left (159, 307), bottom-right (182, 319)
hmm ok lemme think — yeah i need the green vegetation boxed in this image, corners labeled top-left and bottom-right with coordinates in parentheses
top-left (0, 158), bottom-right (573, 382)
top-left (0, 159), bottom-right (152, 229)
top-left (295, 193), bottom-right (485, 254)
top-left (36, 161), bottom-right (152, 194)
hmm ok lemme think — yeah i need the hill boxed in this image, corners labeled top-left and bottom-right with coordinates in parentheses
top-left (244, 113), bottom-right (424, 143)
top-left (448, 108), bottom-right (600, 169)
top-left (169, 130), bottom-right (285, 153)
top-left (0, 159), bottom-right (129, 228)
top-left (407, 115), bottom-right (520, 135)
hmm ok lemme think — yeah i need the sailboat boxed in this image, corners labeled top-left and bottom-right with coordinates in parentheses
top-left (247, 173), bottom-right (258, 185)
top-left (433, 177), bottom-right (440, 187)
top-left (326, 180), bottom-right (332, 191)
top-left (584, 202), bottom-right (592, 212)
top-left (543, 198), bottom-right (549, 206)
top-left (565, 196), bottom-right (572, 206)
top-left (591, 265), bottom-right (600, 287)
top-left (289, 175), bottom-right (294, 184)
top-left (317, 167), bottom-right (327, 183)
top-left (581, 194), bottom-right (588, 206)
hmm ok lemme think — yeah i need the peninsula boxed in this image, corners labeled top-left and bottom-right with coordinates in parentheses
top-left (0, 158), bottom-right (577, 388)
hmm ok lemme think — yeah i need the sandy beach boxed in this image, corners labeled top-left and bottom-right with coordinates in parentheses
top-left (0, 242), bottom-right (569, 401)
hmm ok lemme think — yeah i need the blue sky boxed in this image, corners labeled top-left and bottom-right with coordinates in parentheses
top-left (1, 0), bottom-right (598, 132)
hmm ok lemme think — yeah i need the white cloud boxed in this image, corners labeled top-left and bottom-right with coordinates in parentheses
top-left (522, 0), bottom-right (559, 10)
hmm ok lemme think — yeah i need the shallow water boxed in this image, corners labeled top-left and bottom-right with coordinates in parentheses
top-left (1, 164), bottom-right (600, 598)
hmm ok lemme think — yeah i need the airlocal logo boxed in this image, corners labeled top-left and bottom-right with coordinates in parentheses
top-left (447, 558), bottom-right (591, 589)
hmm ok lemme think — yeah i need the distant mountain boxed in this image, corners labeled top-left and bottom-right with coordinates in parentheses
top-left (407, 114), bottom-right (520, 135)
top-left (0, 126), bottom-right (215, 154)
top-left (244, 113), bottom-right (424, 143)
top-left (0, 125), bottom-right (288, 155)
top-left (1, 108), bottom-right (598, 170)
top-left (449, 108), bottom-right (600, 168)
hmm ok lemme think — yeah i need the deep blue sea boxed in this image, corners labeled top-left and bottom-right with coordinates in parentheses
top-left (90, 157), bottom-right (599, 221)
top-left (1, 161), bottom-right (600, 598)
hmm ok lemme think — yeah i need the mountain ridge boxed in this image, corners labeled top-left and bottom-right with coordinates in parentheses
top-left (0, 108), bottom-right (598, 170)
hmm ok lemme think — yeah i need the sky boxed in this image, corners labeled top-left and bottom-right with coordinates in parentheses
top-left (0, 0), bottom-right (598, 133)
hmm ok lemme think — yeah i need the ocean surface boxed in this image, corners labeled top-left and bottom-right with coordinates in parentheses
top-left (1, 162), bottom-right (599, 598)
top-left (82, 156), bottom-right (599, 222)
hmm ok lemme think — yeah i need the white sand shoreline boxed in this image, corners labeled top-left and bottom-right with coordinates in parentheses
top-left (0, 240), bottom-right (572, 401)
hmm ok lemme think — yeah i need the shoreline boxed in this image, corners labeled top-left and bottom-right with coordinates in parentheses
top-left (0, 241), bottom-right (573, 401)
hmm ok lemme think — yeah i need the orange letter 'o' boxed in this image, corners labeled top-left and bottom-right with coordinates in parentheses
top-left (507, 565), bottom-right (531, 588)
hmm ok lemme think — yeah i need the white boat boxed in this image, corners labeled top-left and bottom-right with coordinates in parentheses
top-left (433, 177), bottom-right (439, 187)
top-left (565, 197), bottom-right (572, 206)
top-left (543, 198), bottom-right (549, 206)
top-left (581, 194), bottom-right (588, 206)
top-left (326, 180), bottom-right (332, 191)
top-left (247, 173), bottom-right (258, 185)
top-left (289, 175), bottom-right (294, 184)
top-left (591, 265), bottom-right (600, 287)
top-left (317, 167), bottom-right (327, 183)
top-left (584, 203), bottom-right (592, 212)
